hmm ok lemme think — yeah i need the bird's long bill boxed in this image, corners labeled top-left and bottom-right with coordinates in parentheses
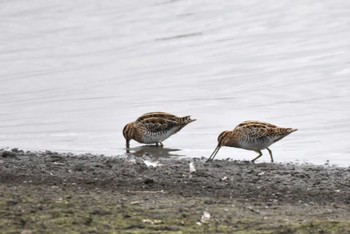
top-left (125, 140), bottom-right (131, 153)
top-left (207, 145), bottom-right (221, 162)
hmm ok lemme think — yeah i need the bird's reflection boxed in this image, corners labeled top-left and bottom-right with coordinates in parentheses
top-left (126, 145), bottom-right (183, 158)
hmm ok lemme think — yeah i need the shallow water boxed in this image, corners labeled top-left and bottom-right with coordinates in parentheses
top-left (1, 0), bottom-right (350, 166)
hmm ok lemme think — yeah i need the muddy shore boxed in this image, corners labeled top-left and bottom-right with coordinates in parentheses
top-left (0, 148), bottom-right (350, 233)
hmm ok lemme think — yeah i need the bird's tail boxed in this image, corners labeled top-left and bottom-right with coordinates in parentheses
top-left (281, 128), bottom-right (297, 137)
top-left (180, 116), bottom-right (196, 124)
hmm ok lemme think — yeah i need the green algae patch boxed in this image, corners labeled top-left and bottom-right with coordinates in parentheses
top-left (1, 184), bottom-right (350, 233)
top-left (291, 220), bottom-right (350, 234)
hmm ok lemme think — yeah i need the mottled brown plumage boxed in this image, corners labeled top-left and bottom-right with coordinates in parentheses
top-left (207, 121), bottom-right (297, 163)
top-left (123, 112), bottom-right (196, 148)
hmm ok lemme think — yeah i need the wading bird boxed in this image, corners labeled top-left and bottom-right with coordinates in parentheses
top-left (123, 112), bottom-right (196, 148)
top-left (207, 121), bottom-right (297, 163)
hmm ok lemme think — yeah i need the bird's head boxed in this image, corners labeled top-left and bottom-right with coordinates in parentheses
top-left (206, 130), bottom-right (231, 162)
top-left (123, 122), bottom-right (136, 148)
top-left (217, 131), bottom-right (231, 147)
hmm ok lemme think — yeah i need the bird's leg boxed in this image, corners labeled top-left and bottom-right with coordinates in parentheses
top-left (266, 147), bottom-right (274, 162)
top-left (160, 142), bottom-right (164, 147)
top-left (251, 150), bottom-right (263, 163)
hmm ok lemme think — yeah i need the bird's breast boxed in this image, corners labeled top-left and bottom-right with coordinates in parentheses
top-left (141, 128), bottom-right (177, 143)
top-left (237, 137), bottom-right (275, 150)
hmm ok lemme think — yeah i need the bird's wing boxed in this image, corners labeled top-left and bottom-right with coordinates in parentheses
top-left (235, 121), bottom-right (278, 138)
top-left (137, 117), bottom-right (177, 133)
top-left (136, 112), bottom-right (177, 123)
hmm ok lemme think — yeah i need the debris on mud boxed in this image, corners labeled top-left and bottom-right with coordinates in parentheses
top-left (1, 148), bottom-right (350, 233)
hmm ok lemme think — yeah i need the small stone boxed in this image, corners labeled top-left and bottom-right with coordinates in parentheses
top-left (144, 178), bottom-right (154, 184)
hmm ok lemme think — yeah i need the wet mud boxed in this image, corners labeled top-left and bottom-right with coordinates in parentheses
top-left (1, 148), bottom-right (350, 233)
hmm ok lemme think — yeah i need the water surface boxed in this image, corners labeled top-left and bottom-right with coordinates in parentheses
top-left (1, 0), bottom-right (350, 165)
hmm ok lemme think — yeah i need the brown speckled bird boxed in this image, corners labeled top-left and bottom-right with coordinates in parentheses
top-left (207, 121), bottom-right (297, 163)
top-left (123, 112), bottom-right (196, 148)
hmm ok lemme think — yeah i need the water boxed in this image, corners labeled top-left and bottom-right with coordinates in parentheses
top-left (1, 0), bottom-right (350, 166)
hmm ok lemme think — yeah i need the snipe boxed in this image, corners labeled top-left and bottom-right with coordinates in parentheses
top-left (123, 112), bottom-right (196, 148)
top-left (207, 121), bottom-right (297, 163)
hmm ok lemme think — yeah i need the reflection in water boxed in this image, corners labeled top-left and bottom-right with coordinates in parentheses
top-left (127, 145), bottom-right (183, 158)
